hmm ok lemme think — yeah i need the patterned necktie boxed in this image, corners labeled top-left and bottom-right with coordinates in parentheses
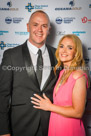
top-left (36, 49), bottom-right (43, 86)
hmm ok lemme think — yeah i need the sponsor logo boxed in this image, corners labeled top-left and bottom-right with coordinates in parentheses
top-left (89, 4), bottom-right (91, 8)
top-left (5, 17), bottom-right (12, 24)
top-left (0, 31), bottom-right (9, 36)
top-left (25, 3), bottom-right (34, 12)
top-left (56, 17), bottom-right (62, 24)
top-left (0, 1), bottom-right (18, 11)
top-left (88, 47), bottom-right (91, 50)
top-left (7, 1), bottom-right (12, 7)
top-left (81, 17), bottom-right (91, 23)
top-left (56, 17), bottom-right (75, 24)
top-left (56, 31), bottom-right (65, 36)
top-left (72, 31), bottom-right (86, 36)
top-left (0, 41), bottom-right (19, 50)
top-left (25, 2), bottom-right (48, 12)
top-left (69, 0), bottom-right (75, 7)
top-left (55, 0), bottom-right (82, 11)
top-left (64, 17), bottom-right (75, 23)
top-left (15, 32), bottom-right (29, 35)
top-left (84, 56), bottom-right (90, 64)
top-left (5, 17), bottom-right (24, 24)
top-left (0, 41), bottom-right (6, 50)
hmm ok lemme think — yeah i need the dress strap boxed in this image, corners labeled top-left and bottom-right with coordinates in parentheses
top-left (75, 73), bottom-right (88, 88)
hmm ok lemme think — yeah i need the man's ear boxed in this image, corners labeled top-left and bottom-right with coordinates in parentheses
top-left (48, 26), bottom-right (51, 35)
top-left (27, 23), bottom-right (29, 32)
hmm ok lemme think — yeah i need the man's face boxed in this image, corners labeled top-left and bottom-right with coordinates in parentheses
top-left (27, 12), bottom-right (50, 48)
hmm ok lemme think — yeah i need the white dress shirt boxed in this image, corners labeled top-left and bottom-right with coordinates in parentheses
top-left (27, 40), bottom-right (51, 90)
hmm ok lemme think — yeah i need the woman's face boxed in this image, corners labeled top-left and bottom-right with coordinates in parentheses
top-left (59, 37), bottom-right (76, 66)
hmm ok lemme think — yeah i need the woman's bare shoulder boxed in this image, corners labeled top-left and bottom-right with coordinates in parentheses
top-left (72, 69), bottom-right (86, 80)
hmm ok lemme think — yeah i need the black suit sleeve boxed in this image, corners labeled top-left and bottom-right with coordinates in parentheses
top-left (0, 50), bottom-right (13, 134)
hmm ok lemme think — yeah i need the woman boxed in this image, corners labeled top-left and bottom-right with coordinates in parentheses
top-left (31, 34), bottom-right (89, 136)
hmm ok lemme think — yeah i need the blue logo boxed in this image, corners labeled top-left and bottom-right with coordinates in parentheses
top-left (0, 41), bottom-right (19, 50)
top-left (72, 31), bottom-right (86, 36)
top-left (89, 4), bottom-right (91, 8)
top-left (0, 31), bottom-right (9, 36)
top-left (5, 17), bottom-right (23, 24)
top-left (0, 41), bottom-right (6, 50)
top-left (25, 3), bottom-right (48, 12)
top-left (7, 1), bottom-right (12, 7)
top-left (25, 3), bottom-right (34, 12)
top-left (84, 56), bottom-right (90, 64)
top-left (5, 17), bottom-right (12, 24)
top-left (56, 17), bottom-right (62, 24)
top-left (56, 17), bottom-right (75, 24)
top-left (88, 47), bottom-right (91, 50)
top-left (69, 0), bottom-right (75, 7)
top-left (15, 32), bottom-right (29, 35)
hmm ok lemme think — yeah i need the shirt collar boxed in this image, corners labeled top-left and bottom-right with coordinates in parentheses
top-left (27, 40), bottom-right (46, 55)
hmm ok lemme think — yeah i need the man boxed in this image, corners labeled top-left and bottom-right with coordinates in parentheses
top-left (0, 10), bottom-right (58, 136)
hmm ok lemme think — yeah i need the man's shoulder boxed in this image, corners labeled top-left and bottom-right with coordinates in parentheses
top-left (46, 44), bottom-right (56, 52)
top-left (4, 41), bottom-right (27, 54)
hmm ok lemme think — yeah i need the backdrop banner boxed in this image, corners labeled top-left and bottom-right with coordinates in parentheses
top-left (0, 0), bottom-right (91, 135)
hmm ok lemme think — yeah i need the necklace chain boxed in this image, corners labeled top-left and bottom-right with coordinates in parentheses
top-left (55, 72), bottom-right (67, 96)
top-left (57, 72), bottom-right (67, 88)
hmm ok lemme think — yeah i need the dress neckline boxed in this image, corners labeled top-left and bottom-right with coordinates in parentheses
top-left (54, 69), bottom-right (64, 96)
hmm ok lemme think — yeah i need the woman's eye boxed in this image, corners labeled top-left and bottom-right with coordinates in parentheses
top-left (68, 47), bottom-right (73, 50)
top-left (60, 45), bottom-right (63, 48)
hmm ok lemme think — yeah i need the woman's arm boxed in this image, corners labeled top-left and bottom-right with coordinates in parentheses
top-left (31, 73), bottom-right (87, 118)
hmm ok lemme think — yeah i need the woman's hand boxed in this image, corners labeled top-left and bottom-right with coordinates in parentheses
top-left (31, 93), bottom-right (52, 111)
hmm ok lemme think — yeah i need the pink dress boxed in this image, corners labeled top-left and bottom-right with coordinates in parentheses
top-left (48, 69), bottom-right (88, 136)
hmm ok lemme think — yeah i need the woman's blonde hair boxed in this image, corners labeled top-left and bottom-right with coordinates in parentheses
top-left (54, 34), bottom-right (89, 86)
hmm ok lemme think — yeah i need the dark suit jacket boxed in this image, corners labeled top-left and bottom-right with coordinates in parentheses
top-left (0, 41), bottom-right (58, 136)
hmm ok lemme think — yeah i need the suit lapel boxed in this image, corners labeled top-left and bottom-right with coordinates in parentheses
top-left (22, 42), bottom-right (58, 91)
top-left (22, 41), bottom-right (40, 89)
